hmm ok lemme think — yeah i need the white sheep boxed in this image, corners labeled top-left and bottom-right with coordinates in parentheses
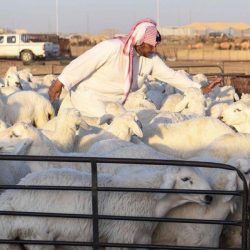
top-left (18, 68), bottom-right (38, 90)
top-left (42, 108), bottom-right (84, 152)
top-left (142, 117), bottom-right (235, 159)
top-left (41, 74), bottom-right (57, 88)
top-left (153, 167), bottom-right (237, 248)
top-left (220, 100), bottom-right (250, 133)
top-left (240, 93), bottom-right (250, 105)
top-left (174, 87), bottom-right (206, 116)
top-left (144, 81), bottom-right (167, 109)
top-left (0, 165), bottom-right (212, 249)
top-left (0, 136), bottom-right (31, 187)
top-left (3, 66), bottom-right (21, 89)
top-left (76, 112), bottom-right (143, 152)
top-left (192, 73), bottom-right (208, 87)
top-left (0, 122), bottom-right (60, 157)
top-left (208, 102), bottom-right (230, 118)
top-left (160, 93), bottom-right (184, 112)
top-left (149, 112), bottom-right (198, 125)
top-left (124, 85), bottom-right (156, 110)
top-left (6, 90), bottom-right (55, 128)
top-left (208, 85), bottom-right (239, 103)
top-left (0, 66), bottom-right (21, 97)
top-left (220, 157), bottom-right (250, 248)
top-left (197, 133), bottom-right (250, 163)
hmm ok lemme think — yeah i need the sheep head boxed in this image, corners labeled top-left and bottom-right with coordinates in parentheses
top-left (175, 87), bottom-right (205, 116)
top-left (107, 112), bottom-right (143, 140)
top-left (4, 66), bottom-right (22, 89)
top-left (0, 122), bottom-right (34, 154)
top-left (220, 101), bottom-right (250, 126)
top-left (155, 167), bottom-right (212, 217)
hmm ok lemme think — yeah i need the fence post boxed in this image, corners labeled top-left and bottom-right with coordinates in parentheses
top-left (91, 161), bottom-right (99, 250)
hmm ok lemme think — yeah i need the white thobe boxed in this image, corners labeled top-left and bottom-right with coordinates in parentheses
top-left (58, 39), bottom-right (201, 117)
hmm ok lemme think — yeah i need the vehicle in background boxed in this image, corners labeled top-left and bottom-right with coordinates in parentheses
top-left (0, 34), bottom-right (60, 64)
top-left (27, 33), bottom-right (71, 58)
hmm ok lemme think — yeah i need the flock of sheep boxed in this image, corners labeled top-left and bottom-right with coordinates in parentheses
top-left (0, 65), bottom-right (249, 249)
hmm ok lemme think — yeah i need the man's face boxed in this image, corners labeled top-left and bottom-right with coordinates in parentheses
top-left (135, 43), bottom-right (156, 57)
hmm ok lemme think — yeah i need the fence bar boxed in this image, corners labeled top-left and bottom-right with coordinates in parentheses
top-left (0, 239), bottom-right (242, 250)
top-left (0, 211), bottom-right (242, 226)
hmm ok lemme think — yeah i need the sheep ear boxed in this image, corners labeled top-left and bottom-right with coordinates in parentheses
top-left (154, 171), bottom-right (176, 200)
top-left (130, 120), bottom-right (143, 138)
top-left (174, 97), bottom-right (188, 112)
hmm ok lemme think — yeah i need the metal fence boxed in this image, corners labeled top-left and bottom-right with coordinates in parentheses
top-left (0, 155), bottom-right (248, 249)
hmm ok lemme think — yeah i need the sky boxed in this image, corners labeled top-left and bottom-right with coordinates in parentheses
top-left (1, 0), bottom-right (250, 34)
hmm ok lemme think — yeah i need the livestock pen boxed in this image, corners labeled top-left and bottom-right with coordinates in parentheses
top-left (0, 155), bottom-right (248, 250)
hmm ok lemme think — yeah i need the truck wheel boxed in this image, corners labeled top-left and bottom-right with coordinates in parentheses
top-left (21, 51), bottom-right (33, 64)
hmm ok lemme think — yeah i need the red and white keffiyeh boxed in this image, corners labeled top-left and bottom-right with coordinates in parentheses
top-left (117, 18), bottom-right (158, 104)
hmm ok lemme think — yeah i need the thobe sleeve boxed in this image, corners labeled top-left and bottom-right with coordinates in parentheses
top-left (58, 40), bottom-right (118, 91)
top-left (150, 55), bottom-right (201, 92)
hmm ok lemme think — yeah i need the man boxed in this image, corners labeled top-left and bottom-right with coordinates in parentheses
top-left (49, 18), bottom-right (221, 117)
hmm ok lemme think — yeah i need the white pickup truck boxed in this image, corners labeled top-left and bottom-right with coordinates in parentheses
top-left (0, 34), bottom-right (60, 64)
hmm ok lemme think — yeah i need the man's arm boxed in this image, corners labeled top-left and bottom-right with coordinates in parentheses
top-left (48, 79), bottom-right (63, 102)
top-left (201, 77), bottom-right (222, 94)
top-left (151, 55), bottom-right (221, 94)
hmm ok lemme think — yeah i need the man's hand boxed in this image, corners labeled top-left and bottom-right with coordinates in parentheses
top-left (201, 77), bottom-right (222, 94)
top-left (48, 79), bottom-right (63, 102)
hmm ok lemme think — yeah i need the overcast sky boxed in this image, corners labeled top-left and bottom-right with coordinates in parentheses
top-left (1, 0), bottom-right (250, 34)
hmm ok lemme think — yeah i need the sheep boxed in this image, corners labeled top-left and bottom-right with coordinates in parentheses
top-left (197, 133), bottom-right (250, 162)
top-left (0, 122), bottom-right (60, 157)
top-left (0, 67), bottom-right (23, 97)
top-left (0, 119), bottom-right (8, 132)
top-left (220, 101), bottom-right (250, 133)
top-left (208, 85), bottom-right (239, 104)
top-left (240, 93), bottom-right (250, 105)
top-left (0, 160), bottom-right (30, 189)
top-left (142, 117), bottom-right (235, 159)
top-left (174, 87), bottom-right (206, 116)
top-left (149, 112), bottom-right (198, 125)
top-left (152, 167), bottom-right (237, 248)
top-left (0, 98), bottom-right (7, 122)
top-left (160, 87), bottom-right (206, 116)
top-left (6, 90), bottom-right (55, 128)
top-left (0, 166), bottom-right (212, 250)
top-left (220, 157), bottom-right (250, 248)
top-left (124, 85), bottom-right (156, 110)
top-left (3, 66), bottom-right (21, 89)
top-left (105, 101), bottom-right (126, 116)
top-left (208, 102), bottom-right (230, 118)
top-left (192, 73), bottom-right (208, 87)
top-left (0, 135), bottom-right (31, 187)
top-left (42, 108), bottom-right (84, 152)
top-left (144, 81), bottom-right (168, 109)
top-left (134, 108), bottom-right (159, 126)
top-left (41, 74), bottom-right (57, 88)
top-left (240, 41), bottom-right (250, 50)
top-left (160, 93), bottom-right (184, 112)
top-left (18, 68), bottom-right (38, 90)
top-left (187, 42), bottom-right (204, 49)
top-left (76, 112), bottom-right (143, 152)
